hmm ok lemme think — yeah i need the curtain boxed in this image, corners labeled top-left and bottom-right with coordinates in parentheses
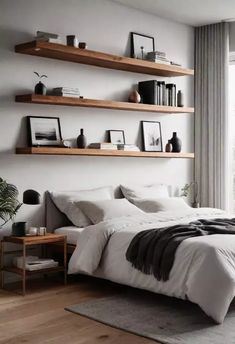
top-left (195, 22), bottom-right (229, 209)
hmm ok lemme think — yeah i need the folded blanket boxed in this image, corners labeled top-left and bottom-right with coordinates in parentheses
top-left (126, 218), bottom-right (235, 281)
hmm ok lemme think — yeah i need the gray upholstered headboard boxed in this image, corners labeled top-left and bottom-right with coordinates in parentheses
top-left (45, 191), bottom-right (72, 232)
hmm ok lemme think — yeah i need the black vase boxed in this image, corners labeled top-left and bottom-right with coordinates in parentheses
top-left (170, 132), bottom-right (182, 152)
top-left (77, 129), bottom-right (86, 148)
top-left (34, 81), bottom-right (46, 95)
top-left (12, 222), bottom-right (26, 237)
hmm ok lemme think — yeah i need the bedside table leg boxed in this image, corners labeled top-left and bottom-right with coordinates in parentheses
top-left (0, 241), bottom-right (4, 289)
top-left (64, 238), bottom-right (67, 285)
top-left (22, 244), bottom-right (26, 296)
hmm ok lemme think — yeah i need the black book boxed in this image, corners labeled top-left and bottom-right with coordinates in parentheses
top-left (138, 80), bottom-right (158, 105)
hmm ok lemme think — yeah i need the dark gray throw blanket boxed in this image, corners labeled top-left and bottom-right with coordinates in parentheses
top-left (126, 218), bottom-right (235, 282)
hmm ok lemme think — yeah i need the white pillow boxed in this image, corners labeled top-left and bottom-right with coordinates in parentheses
top-left (50, 186), bottom-right (113, 227)
top-left (120, 183), bottom-right (169, 202)
top-left (76, 199), bottom-right (144, 224)
top-left (133, 197), bottom-right (191, 213)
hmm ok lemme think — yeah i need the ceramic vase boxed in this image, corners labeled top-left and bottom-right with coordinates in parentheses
top-left (77, 128), bottom-right (86, 148)
top-left (170, 132), bottom-right (182, 152)
top-left (165, 140), bottom-right (172, 152)
top-left (128, 90), bottom-right (141, 103)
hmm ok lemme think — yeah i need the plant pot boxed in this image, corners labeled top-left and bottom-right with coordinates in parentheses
top-left (34, 81), bottom-right (47, 95)
top-left (12, 222), bottom-right (26, 236)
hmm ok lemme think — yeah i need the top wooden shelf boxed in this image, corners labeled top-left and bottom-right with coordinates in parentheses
top-left (15, 41), bottom-right (194, 77)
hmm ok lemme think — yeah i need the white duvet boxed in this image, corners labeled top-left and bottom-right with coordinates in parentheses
top-left (68, 208), bottom-right (235, 323)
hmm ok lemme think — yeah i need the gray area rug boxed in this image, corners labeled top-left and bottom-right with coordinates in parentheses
top-left (65, 289), bottom-right (235, 344)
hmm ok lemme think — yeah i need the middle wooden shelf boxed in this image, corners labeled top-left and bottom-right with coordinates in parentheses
top-left (15, 94), bottom-right (194, 114)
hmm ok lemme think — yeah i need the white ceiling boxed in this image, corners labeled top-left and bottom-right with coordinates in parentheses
top-left (109, 0), bottom-right (235, 26)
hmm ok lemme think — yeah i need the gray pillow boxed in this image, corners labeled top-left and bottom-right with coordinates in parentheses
top-left (76, 199), bottom-right (144, 224)
top-left (120, 183), bottom-right (169, 202)
top-left (50, 186), bottom-right (113, 227)
top-left (133, 197), bottom-right (191, 213)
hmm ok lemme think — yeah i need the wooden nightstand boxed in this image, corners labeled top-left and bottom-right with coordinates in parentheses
top-left (0, 234), bottom-right (67, 295)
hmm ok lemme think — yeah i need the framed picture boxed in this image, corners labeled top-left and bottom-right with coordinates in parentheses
top-left (130, 32), bottom-right (155, 59)
top-left (108, 130), bottom-right (125, 144)
top-left (27, 116), bottom-right (62, 147)
top-left (141, 121), bottom-right (163, 152)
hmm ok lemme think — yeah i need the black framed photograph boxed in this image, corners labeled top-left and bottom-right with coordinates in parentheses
top-left (141, 121), bottom-right (163, 152)
top-left (27, 116), bottom-right (62, 147)
top-left (130, 32), bottom-right (155, 59)
top-left (108, 130), bottom-right (125, 144)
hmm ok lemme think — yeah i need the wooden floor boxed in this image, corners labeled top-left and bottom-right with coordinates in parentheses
top-left (0, 276), bottom-right (158, 344)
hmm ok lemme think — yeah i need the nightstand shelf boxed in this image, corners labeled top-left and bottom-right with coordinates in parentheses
top-left (0, 234), bottom-right (67, 295)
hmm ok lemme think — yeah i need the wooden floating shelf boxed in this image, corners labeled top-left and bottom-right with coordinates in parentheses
top-left (15, 94), bottom-right (194, 114)
top-left (16, 147), bottom-right (194, 159)
top-left (15, 41), bottom-right (194, 77)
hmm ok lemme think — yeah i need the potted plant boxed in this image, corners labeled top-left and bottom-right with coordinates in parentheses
top-left (0, 177), bottom-right (22, 228)
top-left (181, 181), bottom-right (200, 208)
top-left (34, 71), bottom-right (48, 95)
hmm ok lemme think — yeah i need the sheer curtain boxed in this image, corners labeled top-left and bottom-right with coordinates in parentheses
top-left (195, 22), bottom-right (229, 209)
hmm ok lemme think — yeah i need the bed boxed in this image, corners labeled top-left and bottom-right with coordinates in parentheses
top-left (45, 191), bottom-right (235, 324)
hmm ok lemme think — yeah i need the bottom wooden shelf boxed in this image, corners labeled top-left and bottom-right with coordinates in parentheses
top-left (16, 147), bottom-right (194, 159)
top-left (3, 266), bottom-right (65, 276)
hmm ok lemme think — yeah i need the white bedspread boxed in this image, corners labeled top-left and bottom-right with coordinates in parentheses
top-left (68, 208), bottom-right (235, 323)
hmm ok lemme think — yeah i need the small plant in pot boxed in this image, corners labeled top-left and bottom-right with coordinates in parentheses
top-left (181, 181), bottom-right (199, 208)
top-left (0, 178), bottom-right (22, 232)
top-left (34, 71), bottom-right (48, 95)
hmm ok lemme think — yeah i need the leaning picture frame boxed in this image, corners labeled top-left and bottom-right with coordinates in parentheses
top-left (130, 32), bottom-right (155, 59)
top-left (141, 120), bottom-right (163, 152)
top-left (27, 116), bottom-right (62, 147)
top-left (108, 130), bottom-right (125, 144)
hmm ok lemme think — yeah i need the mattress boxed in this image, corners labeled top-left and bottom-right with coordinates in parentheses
top-left (54, 226), bottom-right (84, 245)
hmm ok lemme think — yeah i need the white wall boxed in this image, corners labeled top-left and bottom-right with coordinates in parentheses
top-left (0, 0), bottom-right (194, 230)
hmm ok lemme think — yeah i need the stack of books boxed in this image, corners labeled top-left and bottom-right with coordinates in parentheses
top-left (147, 51), bottom-right (170, 65)
top-left (35, 31), bottom-right (61, 44)
top-left (138, 80), bottom-right (177, 106)
top-left (89, 143), bottom-right (117, 150)
top-left (13, 256), bottom-right (59, 271)
top-left (117, 144), bottom-right (140, 151)
top-left (51, 87), bottom-right (80, 98)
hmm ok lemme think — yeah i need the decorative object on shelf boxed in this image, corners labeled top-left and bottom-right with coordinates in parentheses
top-left (77, 128), bottom-right (86, 148)
top-left (130, 32), bottom-right (155, 59)
top-left (28, 227), bottom-right (38, 235)
top-left (147, 51), bottom-right (170, 65)
top-left (141, 121), bottom-right (163, 152)
top-left (170, 132), bottom-right (182, 152)
top-left (66, 35), bottom-right (78, 47)
top-left (27, 116), bottom-right (62, 147)
top-left (177, 90), bottom-right (184, 107)
top-left (51, 87), bottom-right (80, 98)
top-left (34, 72), bottom-right (47, 95)
top-left (62, 139), bottom-right (72, 148)
top-left (166, 83), bottom-right (176, 106)
top-left (181, 182), bottom-right (199, 208)
top-left (0, 177), bottom-right (22, 229)
top-left (108, 130), bottom-right (125, 144)
top-left (78, 42), bottom-right (87, 49)
top-left (139, 80), bottom-right (166, 105)
top-left (128, 90), bottom-right (141, 103)
top-left (35, 31), bottom-right (61, 44)
top-left (165, 140), bottom-right (172, 152)
top-left (12, 222), bottom-right (27, 237)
